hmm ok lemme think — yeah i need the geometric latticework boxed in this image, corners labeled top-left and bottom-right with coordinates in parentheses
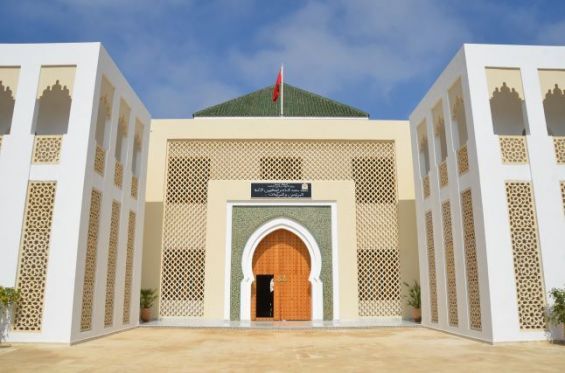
top-left (441, 201), bottom-right (458, 327)
top-left (439, 161), bottom-right (448, 188)
top-left (104, 201), bottom-right (121, 327)
top-left (163, 140), bottom-right (399, 317)
top-left (554, 137), bottom-right (565, 164)
top-left (14, 182), bottom-right (57, 331)
top-left (114, 161), bottom-right (123, 189)
top-left (499, 136), bottom-right (528, 164)
top-left (461, 190), bottom-right (482, 330)
top-left (131, 176), bottom-right (138, 199)
top-left (123, 211), bottom-right (136, 324)
top-left (561, 181), bottom-right (565, 214)
top-left (423, 174), bottom-right (430, 198)
top-left (32, 135), bottom-right (62, 164)
top-left (457, 145), bottom-right (469, 175)
top-left (505, 182), bottom-right (546, 330)
top-left (95, 144), bottom-right (105, 176)
top-left (80, 190), bottom-right (102, 332)
top-left (425, 211), bottom-right (438, 323)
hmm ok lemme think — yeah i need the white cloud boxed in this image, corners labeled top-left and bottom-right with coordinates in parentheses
top-left (230, 0), bottom-right (470, 98)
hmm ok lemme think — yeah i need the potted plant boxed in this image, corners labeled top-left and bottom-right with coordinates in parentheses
top-left (0, 286), bottom-right (21, 345)
top-left (548, 287), bottom-right (565, 339)
top-left (403, 281), bottom-right (421, 323)
top-left (140, 288), bottom-right (158, 323)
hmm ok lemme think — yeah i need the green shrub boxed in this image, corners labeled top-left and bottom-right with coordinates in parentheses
top-left (548, 287), bottom-right (565, 326)
top-left (403, 281), bottom-right (421, 309)
top-left (140, 289), bottom-right (158, 309)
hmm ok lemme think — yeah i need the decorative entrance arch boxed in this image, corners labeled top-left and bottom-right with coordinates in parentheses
top-left (240, 218), bottom-right (323, 321)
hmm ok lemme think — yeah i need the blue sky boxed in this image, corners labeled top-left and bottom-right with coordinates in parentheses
top-left (1, 0), bottom-right (565, 119)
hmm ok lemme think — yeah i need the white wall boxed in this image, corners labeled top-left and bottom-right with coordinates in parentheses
top-left (0, 43), bottom-right (150, 344)
top-left (410, 44), bottom-right (565, 343)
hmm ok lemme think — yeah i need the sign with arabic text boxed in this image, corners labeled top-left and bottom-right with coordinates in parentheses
top-left (251, 183), bottom-right (312, 198)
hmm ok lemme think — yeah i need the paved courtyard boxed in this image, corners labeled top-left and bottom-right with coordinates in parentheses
top-left (0, 327), bottom-right (564, 372)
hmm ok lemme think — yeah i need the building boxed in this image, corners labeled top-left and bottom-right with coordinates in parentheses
top-left (142, 85), bottom-right (418, 324)
top-left (0, 43), bottom-right (150, 344)
top-left (0, 42), bottom-right (563, 345)
top-left (410, 44), bottom-right (565, 343)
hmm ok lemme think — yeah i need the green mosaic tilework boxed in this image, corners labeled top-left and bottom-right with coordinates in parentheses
top-left (230, 206), bottom-right (333, 320)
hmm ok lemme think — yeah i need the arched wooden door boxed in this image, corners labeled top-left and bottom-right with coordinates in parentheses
top-left (251, 229), bottom-right (311, 321)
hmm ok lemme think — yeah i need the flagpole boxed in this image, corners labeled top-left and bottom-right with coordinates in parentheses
top-left (280, 64), bottom-right (284, 117)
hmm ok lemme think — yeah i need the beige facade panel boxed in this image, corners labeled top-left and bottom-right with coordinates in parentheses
top-left (425, 211), bottom-right (438, 323)
top-left (499, 136), bottom-right (528, 164)
top-left (504, 182), bottom-right (546, 330)
top-left (441, 201), bottom-right (458, 327)
top-left (123, 211), bottom-right (136, 324)
top-left (161, 139), bottom-right (400, 318)
top-left (36, 65), bottom-right (76, 99)
top-left (461, 190), bottom-right (482, 331)
top-left (80, 190), bottom-right (102, 332)
top-left (104, 201), bottom-right (121, 327)
top-left (14, 181), bottom-right (57, 331)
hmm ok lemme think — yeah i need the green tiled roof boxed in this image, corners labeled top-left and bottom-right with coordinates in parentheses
top-left (193, 84), bottom-right (368, 118)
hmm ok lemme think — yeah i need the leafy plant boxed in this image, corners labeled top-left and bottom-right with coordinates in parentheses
top-left (403, 281), bottom-right (421, 309)
top-left (140, 289), bottom-right (158, 309)
top-left (548, 287), bottom-right (565, 326)
top-left (0, 286), bottom-right (20, 345)
top-left (0, 287), bottom-right (20, 309)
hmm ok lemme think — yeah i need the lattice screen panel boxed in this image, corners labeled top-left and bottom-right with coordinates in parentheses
top-left (461, 190), bottom-right (482, 330)
top-left (162, 140), bottom-right (399, 317)
top-left (439, 161), bottom-right (448, 188)
top-left (95, 144), bottom-right (105, 175)
top-left (131, 176), bottom-right (138, 199)
top-left (114, 161), bottom-right (123, 189)
top-left (123, 211), bottom-right (136, 324)
top-left (14, 181), bottom-right (57, 331)
top-left (554, 137), bottom-right (565, 164)
top-left (80, 190), bottom-right (101, 332)
top-left (457, 145), bottom-right (469, 175)
top-left (104, 201), bottom-right (121, 327)
top-left (32, 135), bottom-right (62, 164)
top-left (561, 181), bottom-right (565, 214)
top-left (505, 182), bottom-right (545, 330)
top-left (499, 136), bottom-right (528, 164)
top-left (441, 201), bottom-right (458, 327)
top-left (425, 211), bottom-right (438, 323)
top-left (423, 175), bottom-right (430, 198)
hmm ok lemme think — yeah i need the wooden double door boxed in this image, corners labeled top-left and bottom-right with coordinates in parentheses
top-left (251, 229), bottom-right (311, 321)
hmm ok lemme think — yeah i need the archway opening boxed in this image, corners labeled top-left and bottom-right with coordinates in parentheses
top-left (251, 229), bottom-right (312, 321)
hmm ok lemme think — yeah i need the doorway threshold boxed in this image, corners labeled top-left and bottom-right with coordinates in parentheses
top-left (140, 319), bottom-right (419, 329)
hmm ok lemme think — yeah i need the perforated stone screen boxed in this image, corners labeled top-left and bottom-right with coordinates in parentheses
top-left (123, 211), bottom-right (136, 324)
top-left (425, 211), bottom-right (438, 323)
top-left (439, 161), bottom-right (448, 188)
top-left (14, 181), bottom-right (57, 331)
top-left (95, 144), bottom-right (105, 175)
top-left (561, 181), bottom-right (565, 214)
top-left (32, 135), bottom-right (62, 164)
top-left (104, 201), bottom-right (120, 327)
top-left (461, 190), bottom-right (482, 330)
top-left (505, 182), bottom-right (545, 330)
top-left (457, 145), bottom-right (469, 175)
top-left (80, 190), bottom-right (101, 332)
top-left (499, 136), bottom-right (528, 164)
top-left (162, 140), bottom-right (399, 317)
top-left (441, 201), bottom-right (458, 327)
top-left (554, 137), bottom-right (565, 164)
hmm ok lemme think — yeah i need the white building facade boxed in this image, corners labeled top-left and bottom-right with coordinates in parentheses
top-left (0, 43), bottom-right (150, 344)
top-left (410, 44), bottom-right (565, 343)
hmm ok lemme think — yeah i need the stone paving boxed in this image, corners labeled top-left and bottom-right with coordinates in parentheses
top-left (0, 327), bottom-right (564, 372)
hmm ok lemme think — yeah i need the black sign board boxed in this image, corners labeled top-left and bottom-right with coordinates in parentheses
top-left (251, 183), bottom-right (312, 198)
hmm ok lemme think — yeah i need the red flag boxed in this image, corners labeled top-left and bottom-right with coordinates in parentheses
top-left (272, 69), bottom-right (282, 102)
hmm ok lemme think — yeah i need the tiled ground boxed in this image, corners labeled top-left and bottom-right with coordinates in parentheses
top-left (0, 327), bottom-right (564, 372)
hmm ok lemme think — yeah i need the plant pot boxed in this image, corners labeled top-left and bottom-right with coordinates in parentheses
top-left (140, 307), bottom-right (152, 323)
top-left (412, 308), bottom-right (421, 323)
